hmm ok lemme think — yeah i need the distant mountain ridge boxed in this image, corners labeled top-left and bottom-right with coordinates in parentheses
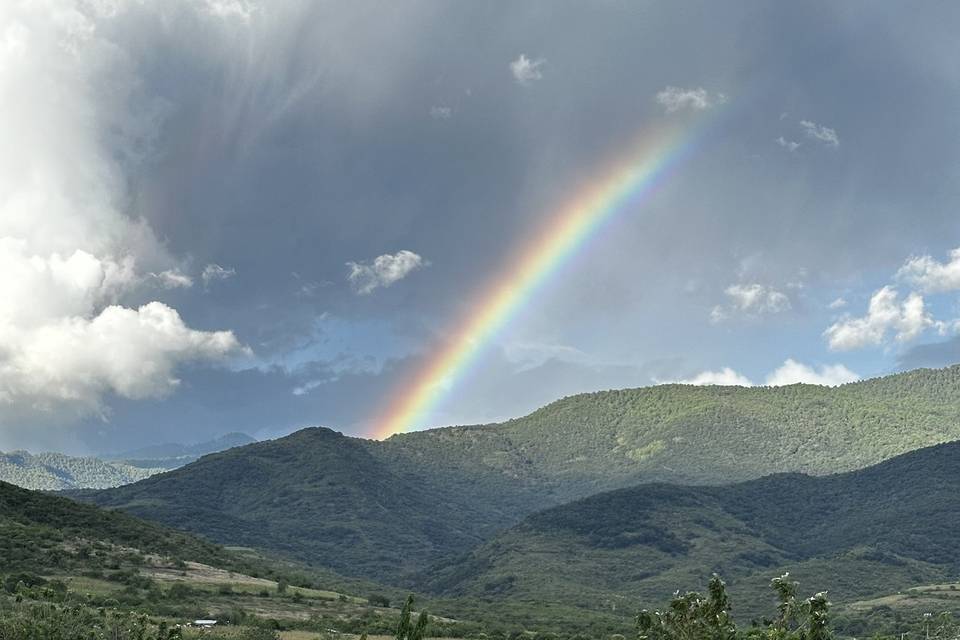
top-left (86, 365), bottom-right (960, 586)
top-left (104, 432), bottom-right (257, 469)
top-left (0, 450), bottom-right (163, 491)
top-left (0, 432), bottom-right (257, 490)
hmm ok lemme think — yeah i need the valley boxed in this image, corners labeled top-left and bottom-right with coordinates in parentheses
top-left (3, 4), bottom-right (954, 639)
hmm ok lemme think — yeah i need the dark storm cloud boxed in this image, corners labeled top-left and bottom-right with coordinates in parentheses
top-left (5, 1), bottom-right (960, 452)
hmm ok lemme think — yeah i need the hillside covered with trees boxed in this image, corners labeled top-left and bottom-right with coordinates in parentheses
top-left (421, 440), bottom-right (960, 622)
top-left (0, 479), bottom-right (457, 637)
top-left (0, 433), bottom-right (257, 491)
top-left (85, 366), bottom-right (960, 587)
top-left (0, 450), bottom-right (163, 490)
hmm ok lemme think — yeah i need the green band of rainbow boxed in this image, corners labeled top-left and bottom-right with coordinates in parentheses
top-left (369, 120), bottom-right (703, 439)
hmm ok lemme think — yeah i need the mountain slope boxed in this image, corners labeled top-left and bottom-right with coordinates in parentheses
top-left (386, 364), bottom-right (960, 495)
top-left (87, 365), bottom-right (960, 584)
top-left (0, 480), bottom-right (466, 637)
top-left (0, 450), bottom-right (164, 490)
top-left (86, 427), bottom-right (533, 580)
top-left (0, 478), bottom-right (251, 574)
top-left (422, 440), bottom-right (960, 620)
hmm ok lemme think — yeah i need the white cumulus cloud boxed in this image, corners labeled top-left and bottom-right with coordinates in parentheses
top-left (776, 136), bottom-right (800, 152)
top-left (0, 1), bottom-right (245, 425)
top-left (896, 247), bottom-right (960, 293)
top-left (202, 263), bottom-right (236, 285)
top-left (666, 359), bottom-right (858, 388)
top-left (673, 367), bottom-right (754, 386)
top-left (824, 286), bottom-right (934, 350)
top-left (0, 303), bottom-right (242, 413)
top-left (800, 120), bottom-right (840, 147)
top-left (510, 54), bottom-right (545, 84)
top-left (347, 250), bottom-right (427, 294)
top-left (710, 283), bottom-right (791, 322)
top-left (656, 86), bottom-right (725, 113)
top-left (151, 269), bottom-right (194, 289)
top-left (764, 359), bottom-right (859, 386)
top-left (429, 105), bottom-right (452, 119)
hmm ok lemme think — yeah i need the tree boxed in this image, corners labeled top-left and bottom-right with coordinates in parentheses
top-left (637, 574), bottom-right (737, 640)
top-left (369, 593), bottom-right (391, 607)
top-left (637, 574), bottom-right (832, 640)
top-left (761, 573), bottom-right (832, 640)
top-left (396, 595), bottom-right (430, 640)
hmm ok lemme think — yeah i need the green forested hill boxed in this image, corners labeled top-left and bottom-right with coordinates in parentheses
top-left (0, 480), bottom-right (470, 638)
top-left (388, 364), bottom-right (960, 493)
top-left (0, 433), bottom-right (258, 491)
top-left (86, 427), bottom-right (535, 580)
top-left (422, 439), bottom-right (960, 621)
top-left (87, 365), bottom-right (960, 585)
top-left (1, 479), bottom-right (253, 575)
top-left (0, 450), bottom-right (164, 490)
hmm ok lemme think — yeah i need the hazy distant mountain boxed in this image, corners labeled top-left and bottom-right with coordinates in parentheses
top-left (105, 432), bottom-right (257, 469)
top-left (0, 432), bottom-right (257, 491)
top-left (86, 365), bottom-right (960, 586)
top-left (0, 450), bottom-right (164, 491)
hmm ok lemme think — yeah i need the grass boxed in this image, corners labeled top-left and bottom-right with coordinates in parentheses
top-left (846, 582), bottom-right (960, 612)
top-left (54, 574), bottom-right (127, 596)
top-left (140, 558), bottom-right (367, 603)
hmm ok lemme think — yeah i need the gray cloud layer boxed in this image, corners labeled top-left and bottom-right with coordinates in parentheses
top-left (4, 1), bottom-right (960, 451)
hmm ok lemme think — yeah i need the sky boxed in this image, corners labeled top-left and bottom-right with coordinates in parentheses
top-left (3, 1), bottom-right (960, 453)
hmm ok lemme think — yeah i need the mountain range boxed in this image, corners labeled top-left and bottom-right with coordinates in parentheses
top-left (0, 432), bottom-right (256, 490)
top-left (103, 432), bottom-right (257, 469)
top-left (0, 451), bottom-right (164, 491)
top-left (84, 365), bottom-right (960, 592)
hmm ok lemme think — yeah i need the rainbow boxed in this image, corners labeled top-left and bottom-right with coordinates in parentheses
top-left (368, 120), bottom-right (706, 439)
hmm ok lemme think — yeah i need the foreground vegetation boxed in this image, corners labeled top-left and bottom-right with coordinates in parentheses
top-left (6, 567), bottom-right (960, 640)
top-left (0, 480), bottom-right (438, 636)
top-left (3, 473), bottom-right (960, 639)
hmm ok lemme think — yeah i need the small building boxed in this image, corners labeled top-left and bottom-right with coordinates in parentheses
top-left (192, 620), bottom-right (218, 628)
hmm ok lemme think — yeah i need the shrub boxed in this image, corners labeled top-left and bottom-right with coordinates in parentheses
top-left (368, 593), bottom-right (391, 607)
